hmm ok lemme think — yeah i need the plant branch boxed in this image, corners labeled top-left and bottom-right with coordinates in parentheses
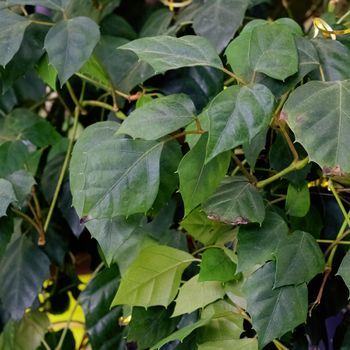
top-left (30, 19), bottom-right (54, 26)
top-left (66, 82), bottom-right (87, 114)
top-left (82, 100), bottom-right (118, 112)
top-left (278, 121), bottom-right (299, 162)
top-left (221, 67), bottom-right (246, 85)
top-left (11, 207), bottom-right (42, 235)
top-left (273, 339), bottom-right (290, 350)
top-left (231, 153), bottom-right (257, 183)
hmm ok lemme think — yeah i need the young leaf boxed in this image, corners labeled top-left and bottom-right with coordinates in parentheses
top-left (117, 94), bottom-right (196, 140)
top-left (111, 245), bottom-right (195, 308)
top-left (0, 179), bottom-right (16, 217)
top-left (45, 17), bottom-right (100, 85)
top-left (274, 230), bottom-right (325, 287)
top-left (285, 183), bottom-right (310, 217)
top-left (203, 176), bottom-right (265, 225)
top-left (282, 80), bottom-right (350, 173)
top-left (245, 261), bottom-right (308, 348)
top-left (178, 135), bottom-right (230, 215)
top-left (173, 275), bottom-right (225, 317)
top-left (206, 84), bottom-right (274, 162)
top-left (0, 10), bottom-right (31, 67)
top-left (119, 35), bottom-right (223, 74)
top-left (337, 250), bottom-right (350, 290)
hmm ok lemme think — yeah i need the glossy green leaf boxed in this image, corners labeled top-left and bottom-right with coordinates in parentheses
top-left (206, 84), bottom-right (274, 162)
top-left (199, 248), bottom-right (236, 282)
top-left (117, 94), bottom-right (196, 140)
top-left (7, 0), bottom-right (69, 11)
top-left (337, 250), bottom-right (350, 290)
top-left (173, 275), bottom-right (225, 317)
top-left (192, 0), bottom-right (248, 52)
top-left (203, 176), bottom-right (265, 225)
top-left (285, 183), bottom-right (310, 217)
top-left (0, 179), bottom-right (16, 217)
top-left (0, 234), bottom-right (50, 319)
top-left (282, 80), bottom-right (350, 173)
top-left (45, 17), bottom-right (100, 85)
top-left (198, 339), bottom-right (258, 350)
top-left (139, 8), bottom-right (173, 37)
top-left (6, 170), bottom-right (35, 207)
top-left (245, 261), bottom-right (308, 348)
top-left (237, 211), bottom-right (288, 273)
top-left (70, 122), bottom-right (163, 219)
top-left (274, 230), bottom-right (324, 287)
top-left (178, 135), bottom-right (230, 215)
top-left (0, 10), bottom-right (31, 67)
top-left (119, 35), bottom-right (223, 74)
top-left (111, 245), bottom-right (195, 308)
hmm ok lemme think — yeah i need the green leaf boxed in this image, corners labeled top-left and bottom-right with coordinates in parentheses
top-left (199, 248), bottom-right (236, 282)
top-left (7, 0), bottom-right (69, 11)
top-left (117, 94), bottom-right (196, 140)
top-left (128, 305), bottom-right (180, 349)
top-left (198, 339), bottom-right (258, 350)
top-left (225, 19), bottom-right (301, 81)
top-left (337, 250), bottom-right (350, 290)
top-left (139, 8), bottom-right (173, 38)
top-left (203, 176), bottom-right (265, 225)
top-left (80, 265), bottom-right (127, 350)
top-left (111, 245), bottom-right (195, 308)
top-left (173, 275), bottom-right (225, 317)
top-left (119, 35), bottom-right (223, 74)
top-left (0, 179), bottom-right (16, 217)
top-left (0, 10), bottom-right (31, 67)
top-left (282, 80), bottom-right (350, 173)
top-left (70, 121), bottom-right (163, 218)
top-left (36, 54), bottom-right (57, 90)
top-left (0, 234), bottom-right (50, 319)
top-left (206, 84), bottom-right (274, 162)
top-left (178, 135), bottom-right (230, 215)
top-left (0, 216), bottom-right (13, 260)
top-left (245, 261), bottom-right (308, 348)
top-left (6, 170), bottom-right (36, 207)
top-left (44, 17), bottom-right (100, 85)
top-left (237, 211), bottom-right (288, 273)
top-left (243, 129), bottom-right (267, 170)
top-left (192, 0), bottom-right (248, 52)
top-left (285, 183), bottom-right (310, 217)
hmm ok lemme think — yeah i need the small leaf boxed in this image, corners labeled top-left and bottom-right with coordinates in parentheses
top-left (245, 261), bottom-right (308, 348)
top-left (36, 54), bottom-right (57, 90)
top-left (337, 250), bottom-right (350, 290)
top-left (111, 245), bottom-right (195, 308)
top-left (119, 35), bottom-right (223, 74)
top-left (285, 183), bottom-right (310, 217)
top-left (173, 275), bottom-right (225, 317)
top-left (45, 17), bottom-right (100, 85)
top-left (0, 179), bottom-right (16, 217)
top-left (0, 10), bottom-right (31, 67)
top-left (203, 176), bottom-right (265, 225)
top-left (117, 94), bottom-right (196, 140)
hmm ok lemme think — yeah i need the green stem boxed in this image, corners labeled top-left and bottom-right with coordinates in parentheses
top-left (318, 239), bottom-right (350, 245)
top-left (66, 82), bottom-right (86, 114)
top-left (231, 153), bottom-right (257, 183)
top-left (11, 207), bottom-right (42, 236)
top-left (221, 67), bottom-right (246, 85)
top-left (273, 339), bottom-right (289, 350)
top-left (337, 9), bottom-right (350, 24)
top-left (256, 157), bottom-right (309, 189)
top-left (328, 179), bottom-right (350, 227)
top-left (82, 100), bottom-right (118, 112)
top-left (30, 19), bottom-right (54, 26)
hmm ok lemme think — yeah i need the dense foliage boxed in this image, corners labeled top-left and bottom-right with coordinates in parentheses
top-left (1, 0), bottom-right (350, 349)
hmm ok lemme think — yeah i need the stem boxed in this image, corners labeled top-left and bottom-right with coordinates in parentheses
top-left (328, 179), bottom-right (350, 228)
top-left (256, 157), bottom-right (309, 189)
top-left (231, 153), bottom-right (257, 183)
top-left (30, 19), bottom-right (54, 26)
top-left (11, 207), bottom-right (42, 236)
top-left (82, 100), bottom-right (118, 112)
top-left (318, 239), bottom-right (350, 246)
top-left (278, 122), bottom-right (299, 162)
top-left (319, 64), bottom-right (326, 82)
top-left (44, 107), bottom-right (80, 232)
top-left (66, 82), bottom-right (86, 114)
top-left (163, 130), bottom-right (205, 143)
top-left (337, 9), bottom-right (350, 24)
top-left (221, 67), bottom-right (246, 85)
top-left (273, 339), bottom-right (290, 350)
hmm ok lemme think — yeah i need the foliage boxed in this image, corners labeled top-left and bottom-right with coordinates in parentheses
top-left (1, 0), bottom-right (350, 349)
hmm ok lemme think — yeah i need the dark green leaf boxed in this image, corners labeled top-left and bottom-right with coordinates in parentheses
top-left (5, 170), bottom-right (35, 207)
top-left (198, 339), bottom-right (258, 350)
top-left (243, 129), bottom-right (267, 170)
top-left (285, 183), bottom-right (310, 217)
top-left (7, 0), bottom-right (69, 11)
top-left (0, 179), bottom-right (16, 217)
top-left (0, 216), bottom-right (12, 260)
top-left (337, 250), bottom-right (350, 291)
top-left (100, 14), bottom-right (137, 40)
top-left (139, 8), bottom-right (173, 37)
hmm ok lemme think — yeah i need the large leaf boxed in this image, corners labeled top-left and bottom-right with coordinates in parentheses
top-left (206, 84), bottom-right (274, 162)
top-left (45, 17), bottom-right (100, 84)
top-left (337, 250), bottom-right (350, 290)
top-left (80, 265), bottom-right (127, 350)
top-left (274, 230), bottom-right (324, 287)
top-left (178, 135), bottom-right (230, 215)
top-left (0, 10), bottom-right (31, 67)
top-left (173, 275), bottom-right (225, 317)
top-left (7, 0), bottom-right (69, 11)
top-left (198, 339), bottom-right (258, 350)
top-left (203, 176), bottom-right (265, 225)
top-left (117, 94), bottom-right (196, 140)
top-left (0, 234), bottom-right (50, 319)
top-left (192, 0), bottom-right (248, 52)
top-left (0, 179), bottom-right (16, 217)
top-left (282, 80), bottom-right (350, 173)
top-left (111, 245), bottom-right (195, 308)
top-left (139, 8), bottom-right (173, 38)
top-left (70, 121), bottom-right (163, 219)
top-left (119, 35), bottom-right (223, 74)
top-left (245, 261), bottom-right (308, 348)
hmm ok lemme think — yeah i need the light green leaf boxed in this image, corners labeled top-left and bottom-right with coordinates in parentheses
top-left (178, 135), bottom-right (230, 215)
top-left (6, 170), bottom-right (36, 207)
top-left (337, 250), bottom-right (350, 290)
top-left (206, 84), bottom-right (274, 162)
top-left (282, 80), bottom-right (350, 173)
top-left (0, 10), bottom-right (31, 67)
top-left (192, 0), bottom-right (248, 52)
top-left (140, 8), bottom-right (173, 37)
top-left (245, 261), bottom-right (308, 348)
top-left (45, 17), bottom-right (100, 85)
top-left (203, 176), bottom-right (265, 225)
top-left (117, 94), bottom-right (196, 140)
top-left (285, 183), bottom-right (310, 217)
top-left (237, 211), bottom-right (288, 273)
top-left (119, 35), bottom-right (223, 74)
top-left (70, 122), bottom-right (163, 219)
top-left (173, 275), bottom-right (225, 317)
top-left (198, 339), bottom-right (258, 350)
top-left (0, 179), bottom-right (16, 217)
top-left (36, 54), bottom-right (57, 90)
top-left (7, 0), bottom-right (69, 11)
top-left (274, 230), bottom-right (325, 287)
top-left (199, 248), bottom-right (236, 282)
top-left (111, 245), bottom-right (195, 308)
top-left (0, 234), bottom-right (50, 319)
